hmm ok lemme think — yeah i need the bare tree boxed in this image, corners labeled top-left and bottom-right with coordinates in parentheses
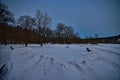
top-left (95, 33), bottom-right (99, 38)
top-left (66, 26), bottom-right (74, 39)
top-left (17, 15), bottom-right (35, 47)
top-left (56, 23), bottom-right (80, 43)
top-left (64, 26), bottom-right (74, 43)
top-left (17, 15), bottom-right (35, 30)
top-left (56, 23), bottom-right (65, 43)
top-left (35, 9), bottom-right (52, 47)
top-left (45, 27), bottom-right (52, 42)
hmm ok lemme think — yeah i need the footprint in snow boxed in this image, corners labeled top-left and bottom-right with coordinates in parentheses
top-left (68, 61), bottom-right (83, 72)
top-left (49, 58), bottom-right (54, 64)
top-left (81, 60), bottom-right (86, 64)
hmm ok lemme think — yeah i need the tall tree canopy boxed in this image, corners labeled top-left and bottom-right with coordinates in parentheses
top-left (17, 15), bottom-right (35, 30)
top-left (0, 2), bottom-right (14, 24)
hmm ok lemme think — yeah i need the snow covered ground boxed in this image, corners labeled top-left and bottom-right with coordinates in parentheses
top-left (0, 44), bottom-right (120, 80)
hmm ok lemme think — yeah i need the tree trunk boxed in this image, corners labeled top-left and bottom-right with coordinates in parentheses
top-left (25, 43), bottom-right (27, 47)
top-left (40, 43), bottom-right (43, 47)
top-left (4, 41), bottom-right (7, 46)
top-left (40, 37), bottom-right (43, 47)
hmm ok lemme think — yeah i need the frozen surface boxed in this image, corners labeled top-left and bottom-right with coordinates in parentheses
top-left (0, 44), bottom-right (120, 80)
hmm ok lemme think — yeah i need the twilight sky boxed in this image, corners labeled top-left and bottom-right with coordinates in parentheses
top-left (2, 0), bottom-right (120, 38)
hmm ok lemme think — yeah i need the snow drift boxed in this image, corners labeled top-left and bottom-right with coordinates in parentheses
top-left (0, 44), bottom-right (120, 80)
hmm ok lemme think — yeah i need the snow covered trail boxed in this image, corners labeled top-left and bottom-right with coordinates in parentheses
top-left (0, 44), bottom-right (120, 80)
top-left (7, 47), bottom-right (68, 80)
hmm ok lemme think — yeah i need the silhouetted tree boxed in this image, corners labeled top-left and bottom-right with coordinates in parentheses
top-left (35, 9), bottom-right (52, 47)
top-left (56, 23), bottom-right (80, 43)
top-left (0, 2), bottom-right (14, 24)
top-left (95, 33), bottom-right (99, 38)
top-left (0, 2), bottom-right (14, 45)
top-left (89, 35), bottom-right (93, 39)
top-left (0, 23), bottom-right (8, 45)
top-left (86, 36), bottom-right (88, 39)
top-left (45, 27), bottom-right (52, 42)
top-left (17, 15), bottom-right (35, 30)
top-left (64, 26), bottom-right (74, 43)
top-left (17, 15), bottom-right (35, 47)
top-left (56, 23), bottom-right (66, 43)
top-left (51, 30), bottom-right (57, 43)
top-left (73, 32), bottom-right (80, 43)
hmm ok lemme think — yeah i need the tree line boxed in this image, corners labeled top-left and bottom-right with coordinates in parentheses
top-left (0, 2), bottom-right (80, 47)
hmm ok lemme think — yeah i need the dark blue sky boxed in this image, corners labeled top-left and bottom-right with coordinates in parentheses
top-left (2, 0), bottom-right (120, 38)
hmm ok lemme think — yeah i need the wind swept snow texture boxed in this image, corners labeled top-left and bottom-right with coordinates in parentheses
top-left (0, 44), bottom-right (120, 80)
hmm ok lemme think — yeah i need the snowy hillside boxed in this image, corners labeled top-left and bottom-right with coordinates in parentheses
top-left (0, 44), bottom-right (120, 80)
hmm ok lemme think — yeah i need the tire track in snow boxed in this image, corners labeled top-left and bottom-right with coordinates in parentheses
top-left (93, 46), bottom-right (120, 56)
top-left (91, 46), bottom-right (120, 77)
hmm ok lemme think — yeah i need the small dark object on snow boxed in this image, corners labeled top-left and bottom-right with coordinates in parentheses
top-left (66, 45), bottom-right (69, 48)
top-left (86, 47), bottom-right (91, 52)
top-left (10, 46), bottom-right (14, 50)
top-left (0, 64), bottom-right (5, 73)
top-left (81, 45), bottom-right (83, 47)
top-left (82, 60), bottom-right (86, 64)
